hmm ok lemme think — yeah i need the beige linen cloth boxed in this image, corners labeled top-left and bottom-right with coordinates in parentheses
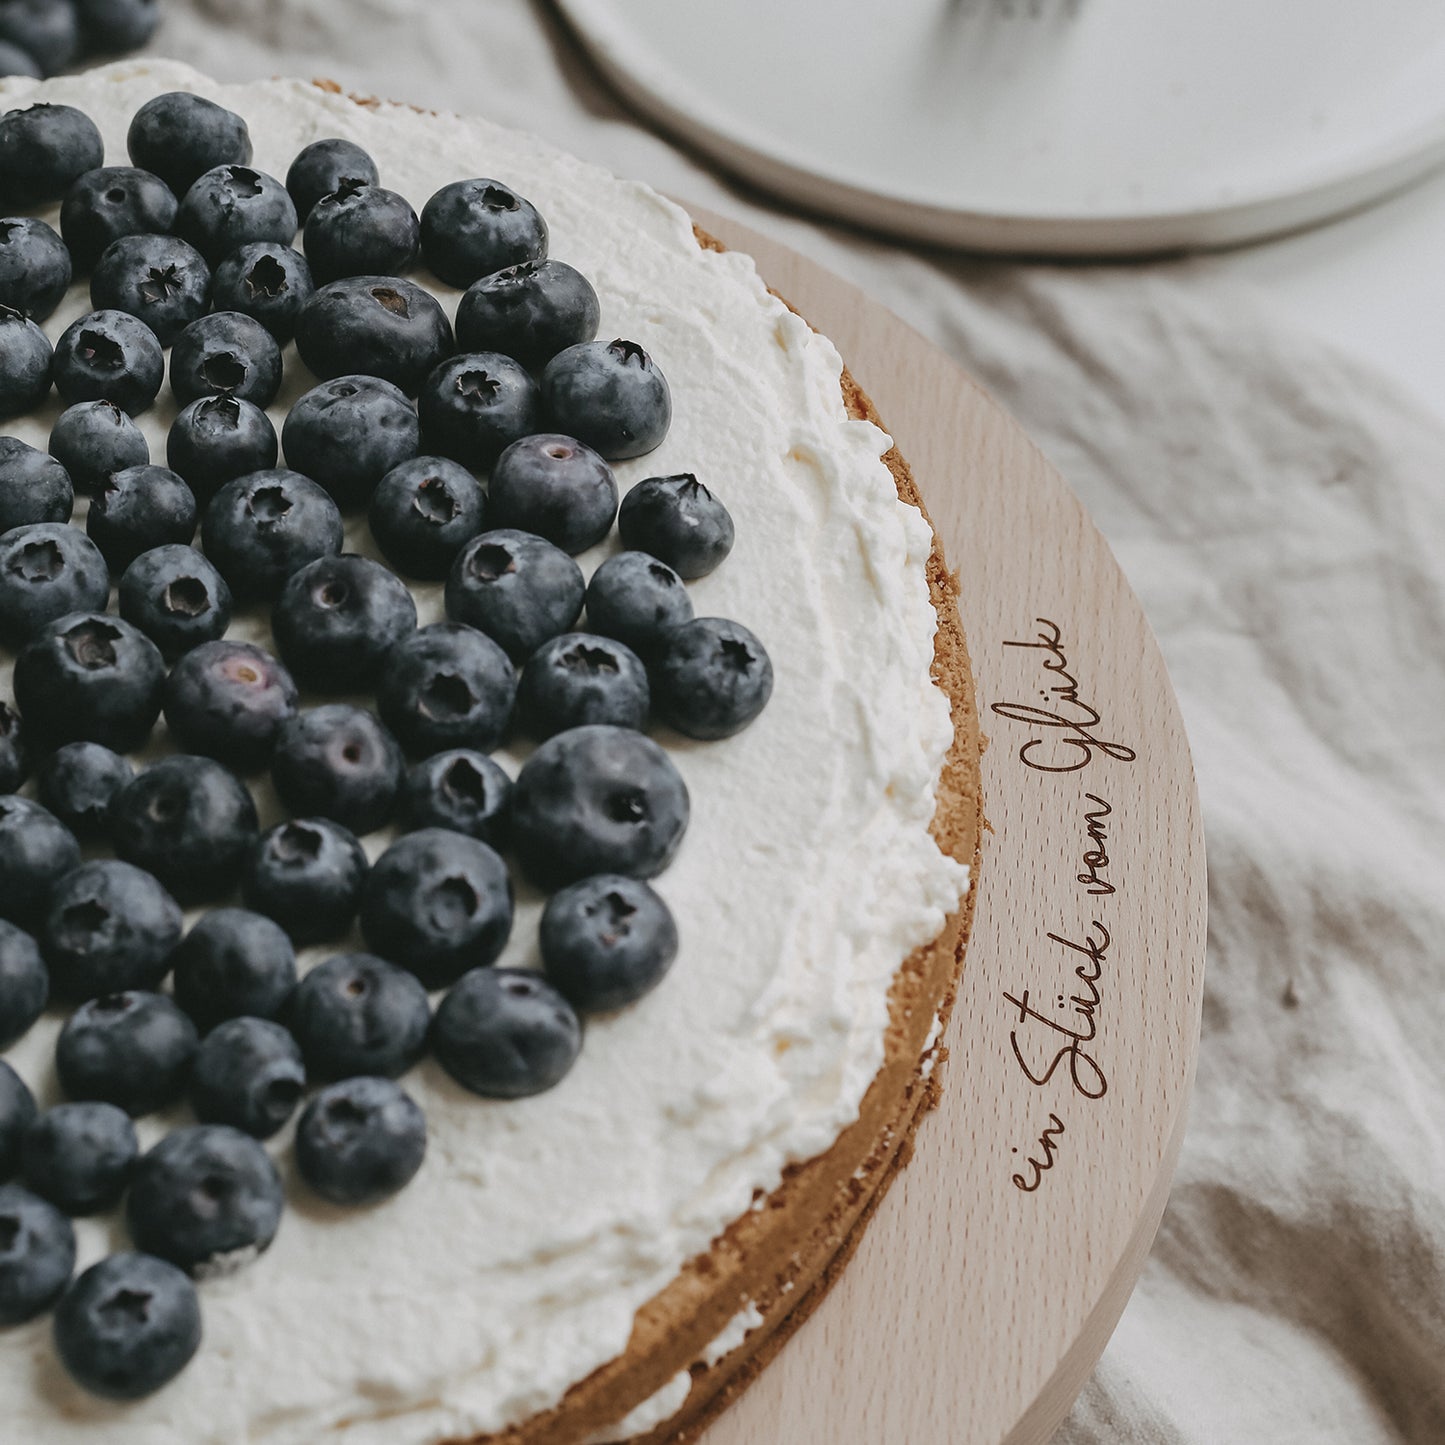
top-left (154, 3), bottom-right (1445, 1438)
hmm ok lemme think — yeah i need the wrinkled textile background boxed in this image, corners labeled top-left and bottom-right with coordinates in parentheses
top-left (148, 3), bottom-right (1445, 1438)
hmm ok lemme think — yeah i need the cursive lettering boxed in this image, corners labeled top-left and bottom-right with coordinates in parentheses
top-left (1078, 792), bottom-right (1114, 896)
top-left (1011, 1113), bottom-right (1065, 1192)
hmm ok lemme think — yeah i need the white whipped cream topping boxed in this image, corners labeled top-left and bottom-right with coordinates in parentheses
top-left (0, 62), bottom-right (967, 1445)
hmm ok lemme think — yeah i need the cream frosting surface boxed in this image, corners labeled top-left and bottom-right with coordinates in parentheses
top-left (0, 61), bottom-right (966, 1445)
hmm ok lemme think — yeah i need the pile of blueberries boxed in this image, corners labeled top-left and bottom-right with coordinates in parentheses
top-left (0, 0), bottom-right (159, 80)
top-left (0, 90), bottom-right (775, 1400)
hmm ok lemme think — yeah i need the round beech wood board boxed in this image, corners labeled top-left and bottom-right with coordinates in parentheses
top-left (686, 209), bottom-right (1207, 1445)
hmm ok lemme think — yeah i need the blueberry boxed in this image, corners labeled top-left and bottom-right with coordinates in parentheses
top-left (126, 1124), bottom-right (283, 1275)
top-left (375, 621), bottom-right (516, 757)
top-left (54, 1251), bottom-right (201, 1399)
top-left (455, 260), bottom-right (599, 370)
top-left (118, 544), bottom-right (233, 660)
top-left (0, 1185), bottom-right (73, 1324)
top-left (91, 233), bottom-right (211, 347)
top-left (418, 352), bottom-right (539, 470)
top-left (22, 1102), bottom-right (137, 1214)
top-left (582, 551), bottom-right (692, 659)
top-left (49, 399), bottom-right (149, 494)
top-left (87, 464), bottom-right (198, 572)
top-left (168, 311), bottom-right (284, 408)
top-left (189, 1018), bottom-right (303, 1140)
top-left (271, 705), bottom-right (402, 835)
top-left (281, 374), bottom-right (420, 510)
top-left (0, 1059), bottom-right (35, 1177)
top-left (0, 796), bottom-right (80, 926)
top-left (368, 456), bottom-right (486, 580)
top-left (241, 818), bottom-right (367, 946)
top-left (304, 179), bottom-right (418, 283)
top-left (209, 239), bottom-right (313, 345)
top-left (618, 475), bottom-right (734, 580)
top-left (540, 874), bottom-right (677, 1013)
top-left (0, 103), bottom-right (99, 204)
top-left (0, 214), bottom-right (70, 318)
top-left (200, 468), bottom-right (344, 602)
top-left (286, 138), bottom-right (379, 222)
top-left (167, 395), bottom-right (277, 503)
top-left (489, 434), bottom-right (617, 555)
top-left (52, 309), bottom-right (163, 414)
top-left (510, 724), bottom-right (689, 889)
top-left (76, 0), bottom-right (161, 52)
top-left (295, 1076), bottom-right (425, 1207)
top-left (0, 920), bottom-right (45, 1047)
top-left (445, 529), bottom-right (584, 662)
top-left (0, 303), bottom-right (50, 416)
top-left (287, 953), bottom-right (429, 1081)
top-left (272, 553), bottom-right (416, 692)
top-left (176, 165), bottom-right (298, 267)
top-left (399, 750), bottom-right (510, 846)
top-left (36, 741), bottom-right (132, 837)
top-left (60, 165), bottom-right (177, 273)
top-left (654, 617), bottom-right (773, 740)
top-left (542, 339), bottom-right (672, 461)
top-left (359, 829), bottom-right (512, 988)
top-left (295, 275), bottom-right (452, 396)
top-left (419, 178), bottom-right (547, 289)
top-left (0, 39), bottom-right (39, 78)
top-left (162, 640), bottom-right (299, 773)
top-left (127, 91), bottom-right (252, 199)
top-left (0, 436), bottom-right (72, 532)
top-left (433, 967), bottom-right (580, 1099)
top-left (0, 526), bottom-right (109, 648)
top-left (41, 859), bottom-right (181, 1000)
top-left (110, 755), bottom-right (259, 903)
top-left (14, 612), bottom-right (165, 752)
top-left (0, 699), bottom-right (21, 791)
top-left (170, 909), bottom-right (296, 1032)
top-left (56, 991), bottom-right (197, 1115)
top-left (0, 3), bottom-right (77, 75)
top-left (517, 633), bottom-right (649, 738)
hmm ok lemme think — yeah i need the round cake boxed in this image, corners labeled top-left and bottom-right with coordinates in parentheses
top-left (0, 61), bottom-right (980, 1444)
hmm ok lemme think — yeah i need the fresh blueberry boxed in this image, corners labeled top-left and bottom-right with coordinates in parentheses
top-left (162, 640), bottom-right (298, 773)
top-left (653, 617), bottom-right (773, 740)
top-left (91, 233), bottom-right (210, 347)
top-left (270, 705), bottom-right (403, 835)
top-left (60, 165), bottom-right (178, 273)
top-left (0, 699), bottom-right (21, 791)
top-left (0, 3), bottom-right (76, 75)
top-left (41, 859), bottom-right (181, 1000)
top-left (540, 874), bottom-right (677, 1013)
top-left (511, 724), bottom-right (689, 889)
top-left (0, 796), bottom-right (80, 926)
top-left (295, 1075), bottom-right (425, 1207)
top-left (0, 215), bottom-right (70, 318)
top-left (281, 374), bottom-right (420, 510)
top-left (0, 526), bottom-right (109, 648)
top-left (52, 309), bottom-right (163, 414)
top-left (418, 352), bottom-right (539, 471)
top-left (49, 399), bottom-right (149, 494)
top-left (583, 551), bottom-right (692, 659)
top-left (618, 474), bottom-right (734, 579)
top-left (285, 138), bottom-right (378, 222)
top-left (0, 436), bottom-right (72, 532)
top-left (0, 920), bottom-right (45, 1047)
top-left (126, 1124), bottom-right (283, 1275)
top-left (0, 1058), bottom-right (35, 1177)
top-left (433, 967), bottom-right (581, 1099)
top-left (0, 39), bottom-right (39, 78)
top-left (419, 178), bottom-right (547, 289)
top-left (542, 339), bottom-right (672, 460)
top-left (0, 1184), bottom-right (73, 1324)
top-left (170, 908), bottom-right (296, 1032)
top-left (167, 395), bottom-right (277, 503)
top-left (87, 464), bottom-right (198, 572)
top-left (517, 633), bottom-right (649, 738)
top-left (118, 544), bottom-right (233, 659)
top-left (273, 552), bottom-right (418, 692)
top-left (54, 1251), bottom-right (201, 1399)
top-left (399, 750), bottom-right (510, 846)
top-left (208, 240), bottom-right (313, 344)
top-left (454, 259), bottom-right (599, 370)
top-left (445, 529), bottom-right (584, 662)
top-left (55, 991), bottom-right (198, 1115)
top-left (304, 179), bottom-right (418, 283)
top-left (368, 456), bottom-right (486, 580)
top-left (287, 953), bottom-right (429, 1081)
top-left (488, 433), bottom-right (617, 555)
top-left (188, 1018), bottom-right (304, 1140)
top-left (241, 818), bottom-right (367, 945)
top-left (375, 621), bottom-right (516, 757)
top-left (127, 91), bottom-right (251, 199)
top-left (0, 103), bottom-right (99, 204)
top-left (294, 275), bottom-right (452, 396)
top-left (0, 303), bottom-right (50, 416)
top-left (76, 0), bottom-right (161, 51)
top-left (35, 741), bottom-right (131, 838)
top-left (176, 165), bottom-right (297, 267)
top-left (22, 1102), bottom-right (137, 1214)
top-left (168, 311), bottom-right (283, 408)
top-left (359, 829), bottom-right (512, 988)
top-left (110, 755), bottom-right (259, 904)
top-left (14, 612), bottom-right (165, 752)
top-left (200, 468), bottom-right (344, 602)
